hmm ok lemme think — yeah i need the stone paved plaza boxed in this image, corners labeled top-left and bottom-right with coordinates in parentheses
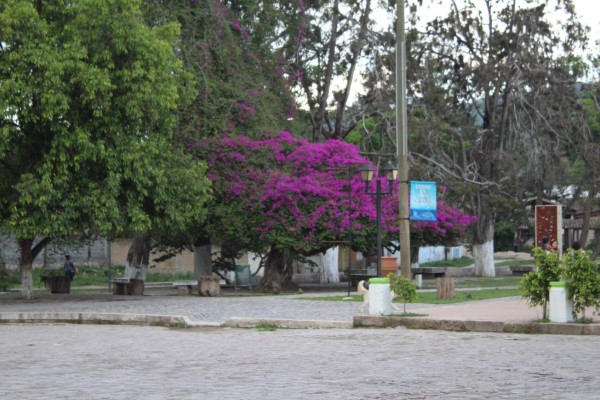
top-left (1, 323), bottom-right (599, 399)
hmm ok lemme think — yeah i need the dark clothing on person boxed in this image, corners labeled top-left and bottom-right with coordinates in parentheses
top-left (64, 256), bottom-right (75, 282)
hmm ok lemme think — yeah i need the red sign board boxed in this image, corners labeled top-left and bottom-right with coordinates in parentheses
top-left (535, 205), bottom-right (562, 255)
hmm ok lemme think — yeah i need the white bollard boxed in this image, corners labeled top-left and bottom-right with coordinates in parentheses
top-left (549, 281), bottom-right (573, 323)
top-left (414, 274), bottom-right (423, 289)
top-left (368, 278), bottom-right (392, 316)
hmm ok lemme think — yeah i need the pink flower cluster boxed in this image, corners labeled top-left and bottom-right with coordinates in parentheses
top-left (197, 132), bottom-right (475, 250)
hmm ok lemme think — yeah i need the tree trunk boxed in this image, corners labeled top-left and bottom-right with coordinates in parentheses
top-left (410, 246), bottom-right (419, 269)
top-left (473, 215), bottom-right (496, 277)
top-left (126, 233), bottom-right (151, 280)
top-left (579, 185), bottom-right (596, 246)
top-left (193, 236), bottom-right (212, 278)
top-left (473, 240), bottom-right (495, 277)
top-left (256, 248), bottom-right (297, 293)
top-left (18, 238), bottom-right (35, 300)
top-left (319, 247), bottom-right (340, 283)
top-left (436, 277), bottom-right (455, 299)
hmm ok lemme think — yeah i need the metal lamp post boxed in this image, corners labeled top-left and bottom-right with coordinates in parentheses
top-left (360, 163), bottom-right (399, 277)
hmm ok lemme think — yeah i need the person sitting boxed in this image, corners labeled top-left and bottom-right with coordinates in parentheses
top-left (547, 239), bottom-right (559, 254)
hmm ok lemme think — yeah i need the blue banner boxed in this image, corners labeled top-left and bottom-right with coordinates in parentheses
top-left (410, 181), bottom-right (437, 221)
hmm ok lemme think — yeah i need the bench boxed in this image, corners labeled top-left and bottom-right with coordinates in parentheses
top-left (112, 264), bottom-right (145, 295)
top-left (411, 267), bottom-right (447, 279)
top-left (510, 265), bottom-right (535, 276)
top-left (173, 281), bottom-right (197, 296)
top-left (347, 269), bottom-right (377, 288)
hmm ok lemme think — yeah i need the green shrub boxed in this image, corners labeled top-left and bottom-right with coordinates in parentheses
top-left (387, 273), bottom-right (418, 314)
top-left (519, 248), bottom-right (561, 319)
top-left (563, 249), bottom-right (600, 319)
top-left (0, 266), bottom-right (20, 291)
top-left (494, 220), bottom-right (515, 252)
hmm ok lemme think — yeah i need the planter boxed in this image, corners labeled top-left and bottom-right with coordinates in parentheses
top-left (380, 256), bottom-right (398, 277)
top-left (45, 275), bottom-right (71, 294)
top-left (198, 276), bottom-right (221, 297)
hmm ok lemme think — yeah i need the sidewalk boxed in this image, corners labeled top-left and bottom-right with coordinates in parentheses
top-left (1, 288), bottom-right (599, 335)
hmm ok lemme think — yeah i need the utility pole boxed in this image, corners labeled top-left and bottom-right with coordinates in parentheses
top-left (396, 0), bottom-right (411, 278)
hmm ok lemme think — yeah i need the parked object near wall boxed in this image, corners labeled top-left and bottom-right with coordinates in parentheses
top-left (380, 256), bottom-right (398, 277)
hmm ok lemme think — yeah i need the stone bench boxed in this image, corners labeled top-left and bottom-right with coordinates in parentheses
top-left (173, 281), bottom-right (197, 296)
top-left (510, 265), bottom-right (535, 276)
top-left (111, 264), bottom-right (145, 295)
top-left (411, 267), bottom-right (447, 279)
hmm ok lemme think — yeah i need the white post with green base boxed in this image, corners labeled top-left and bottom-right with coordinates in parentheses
top-left (368, 278), bottom-right (392, 316)
top-left (549, 281), bottom-right (573, 323)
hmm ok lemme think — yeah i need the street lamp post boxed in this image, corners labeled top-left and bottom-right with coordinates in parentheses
top-left (360, 163), bottom-right (398, 277)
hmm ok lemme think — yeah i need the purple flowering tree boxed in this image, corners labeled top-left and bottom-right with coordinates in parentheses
top-left (409, 200), bottom-right (478, 267)
top-left (196, 131), bottom-right (475, 291)
top-left (197, 132), bottom-right (393, 290)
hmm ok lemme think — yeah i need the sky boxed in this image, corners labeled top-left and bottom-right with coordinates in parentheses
top-left (347, 0), bottom-right (599, 101)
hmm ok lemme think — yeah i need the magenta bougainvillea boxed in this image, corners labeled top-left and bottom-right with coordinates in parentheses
top-left (195, 131), bottom-right (475, 256)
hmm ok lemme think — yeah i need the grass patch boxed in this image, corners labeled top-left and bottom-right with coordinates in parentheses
top-left (256, 323), bottom-right (278, 331)
top-left (454, 276), bottom-right (522, 288)
top-left (394, 312), bottom-right (427, 317)
top-left (420, 257), bottom-right (473, 268)
top-left (494, 259), bottom-right (534, 267)
top-left (415, 288), bottom-right (520, 304)
top-left (418, 276), bottom-right (522, 290)
top-left (22, 266), bottom-right (196, 289)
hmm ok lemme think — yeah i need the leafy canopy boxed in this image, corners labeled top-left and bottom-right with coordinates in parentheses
top-left (196, 131), bottom-right (475, 257)
top-left (0, 0), bottom-right (211, 240)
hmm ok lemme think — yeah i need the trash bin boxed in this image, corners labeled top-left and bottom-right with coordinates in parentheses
top-left (368, 277), bottom-right (392, 316)
top-left (549, 281), bottom-right (573, 323)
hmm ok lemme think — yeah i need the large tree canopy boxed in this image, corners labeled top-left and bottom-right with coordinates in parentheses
top-left (196, 131), bottom-right (475, 291)
top-left (388, 0), bottom-right (590, 276)
top-left (0, 0), bottom-right (211, 298)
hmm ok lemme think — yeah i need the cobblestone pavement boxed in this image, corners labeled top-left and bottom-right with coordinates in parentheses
top-left (1, 323), bottom-right (599, 399)
top-left (0, 291), bottom-right (439, 324)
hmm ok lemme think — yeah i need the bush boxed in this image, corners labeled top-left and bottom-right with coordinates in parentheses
top-left (519, 248), bottom-right (561, 319)
top-left (387, 273), bottom-right (418, 314)
top-left (0, 266), bottom-right (20, 291)
top-left (563, 249), bottom-right (600, 319)
top-left (494, 220), bottom-right (515, 252)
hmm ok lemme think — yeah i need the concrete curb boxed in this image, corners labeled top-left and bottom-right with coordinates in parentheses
top-left (353, 315), bottom-right (600, 335)
top-left (0, 312), bottom-right (352, 330)
top-left (224, 317), bottom-right (353, 329)
top-left (3, 312), bottom-right (599, 335)
top-left (0, 312), bottom-right (193, 327)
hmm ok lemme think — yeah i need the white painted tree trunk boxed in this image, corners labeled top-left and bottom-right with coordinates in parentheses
top-left (194, 244), bottom-right (212, 277)
top-left (473, 239), bottom-right (495, 277)
top-left (21, 268), bottom-right (33, 300)
top-left (320, 247), bottom-right (340, 283)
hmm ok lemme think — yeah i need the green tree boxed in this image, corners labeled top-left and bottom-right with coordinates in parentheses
top-left (519, 248), bottom-right (562, 319)
top-left (400, 0), bottom-right (589, 276)
top-left (563, 248), bottom-right (600, 319)
top-left (388, 273), bottom-right (418, 314)
top-left (0, 0), bottom-right (211, 298)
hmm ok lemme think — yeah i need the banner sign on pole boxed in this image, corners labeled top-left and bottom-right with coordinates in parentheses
top-left (409, 181), bottom-right (437, 221)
